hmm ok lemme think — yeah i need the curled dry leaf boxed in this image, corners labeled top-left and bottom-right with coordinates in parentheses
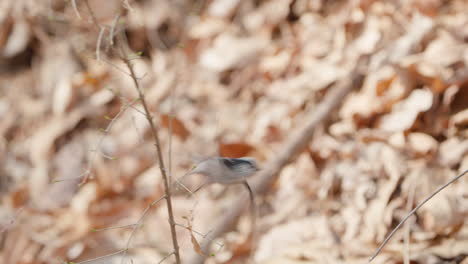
top-left (208, 0), bottom-right (241, 18)
top-left (451, 108), bottom-right (468, 128)
top-left (189, 18), bottom-right (227, 39)
top-left (420, 193), bottom-right (464, 235)
top-left (255, 216), bottom-right (334, 263)
top-left (379, 88), bottom-right (433, 132)
top-left (52, 77), bottom-right (75, 115)
top-left (407, 132), bottom-right (438, 156)
top-left (185, 216), bottom-right (205, 256)
top-left (199, 33), bottom-right (267, 72)
top-left (438, 138), bottom-right (468, 167)
top-left (2, 19), bottom-right (30, 58)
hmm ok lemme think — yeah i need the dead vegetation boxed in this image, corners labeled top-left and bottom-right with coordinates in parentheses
top-left (0, 0), bottom-right (467, 264)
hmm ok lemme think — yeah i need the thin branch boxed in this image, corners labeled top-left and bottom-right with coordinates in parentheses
top-left (117, 34), bottom-right (182, 264)
top-left (71, 0), bottom-right (82, 19)
top-left (404, 176), bottom-right (416, 264)
top-left (175, 223), bottom-right (208, 238)
top-left (158, 252), bottom-right (174, 264)
top-left (83, 0), bottom-right (100, 28)
top-left (96, 26), bottom-right (106, 61)
top-left (72, 249), bottom-right (126, 264)
top-left (68, 3), bottom-right (179, 264)
top-left (79, 96), bottom-right (140, 184)
top-left (369, 169), bottom-right (468, 262)
top-left (91, 223), bottom-right (138, 232)
top-left (122, 0), bottom-right (134, 11)
top-left (168, 87), bottom-right (176, 185)
top-left (109, 14), bottom-right (121, 47)
top-left (100, 57), bottom-right (132, 77)
top-left (120, 195), bottom-right (167, 264)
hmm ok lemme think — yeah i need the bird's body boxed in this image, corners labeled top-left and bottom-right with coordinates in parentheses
top-left (188, 157), bottom-right (259, 184)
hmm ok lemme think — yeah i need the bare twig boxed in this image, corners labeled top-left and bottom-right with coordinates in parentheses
top-left (51, 96), bottom-right (139, 184)
top-left (168, 86), bottom-right (176, 185)
top-left (187, 58), bottom-right (366, 264)
top-left (117, 34), bottom-right (181, 263)
top-left (109, 14), bottom-right (121, 47)
top-left (158, 252), bottom-right (175, 264)
top-left (81, 97), bottom-right (140, 183)
top-left (120, 195), bottom-right (167, 264)
top-left (404, 176), bottom-right (416, 264)
top-left (72, 249), bottom-right (126, 264)
top-left (369, 169), bottom-right (468, 262)
top-left (83, 0), bottom-right (100, 28)
top-left (91, 223), bottom-right (139, 232)
top-left (71, 0), bottom-right (82, 19)
top-left (68, 2), bottom-right (181, 263)
top-left (96, 26), bottom-right (106, 61)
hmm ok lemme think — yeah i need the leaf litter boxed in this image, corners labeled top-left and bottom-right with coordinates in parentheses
top-left (0, 0), bottom-right (467, 264)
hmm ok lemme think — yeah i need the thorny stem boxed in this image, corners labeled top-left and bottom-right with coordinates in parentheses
top-left (71, 2), bottom-right (181, 263)
top-left (119, 41), bottom-right (181, 264)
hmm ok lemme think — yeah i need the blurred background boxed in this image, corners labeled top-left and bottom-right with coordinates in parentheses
top-left (0, 0), bottom-right (467, 263)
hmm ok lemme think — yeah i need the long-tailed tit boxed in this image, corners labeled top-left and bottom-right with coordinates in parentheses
top-left (183, 157), bottom-right (259, 192)
top-left (182, 156), bottom-right (259, 253)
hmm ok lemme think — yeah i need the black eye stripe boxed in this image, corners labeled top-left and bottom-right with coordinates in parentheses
top-left (221, 158), bottom-right (255, 170)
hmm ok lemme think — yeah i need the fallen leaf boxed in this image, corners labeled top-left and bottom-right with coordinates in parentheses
top-left (190, 233), bottom-right (205, 256)
top-left (199, 33), bottom-right (267, 72)
top-left (379, 88), bottom-right (433, 132)
top-left (160, 114), bottom-right (190, 141)
top-left (408, 132), bottom-right (438, 156)
top-left (218, 142), bottom-right (255, 158)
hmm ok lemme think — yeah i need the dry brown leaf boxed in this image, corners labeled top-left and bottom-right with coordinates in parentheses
top-left (255, 216), bottom-right (333, 262)
top-left (388, 12), bottom-right (434, 63)
top-left (52, 77), bottom-right (75, 115)
top-left (420, 193), bottom-right (464, 235)
top-left (406, 63), bottom-right (448, 93)
top-left (376, 75), bottom-right (396, 96)
top-left (260, 49), bottom-right (292, 77)
top-left (199, 33), bottom-right (267, 72)
top-left (160, 114), bottom-right (190, 141)
top-left (189, 18), bottom-right (227, 39)
top-left (451, 109), bottom-right (468, 128)
top-left (9, 185), bottom-right (28, 208)
top-left (423, 30), bottom-right (466, 68)
top-left (219, 142), bottom-right (255, 158)
top-left (407, 132), bottom-right (438, 156)
top-left (351, 16), bottom-right (381, 55)
top-left (183, 213), bottom-right (205, 257)
top-left (190, 231), bottom-right (205, 256)
top-left (438, 138), bottom-right (468, 167)
top-left (208, 0), bottom-right (241, 18)
top-left (1, 19), bottom-right (30, 58)
top-left (412, 0), bottom-right (443, 17)
top-left (263, 124), bottom-right (283, 143)
top-left (379, 88), bottom-right (433, 132)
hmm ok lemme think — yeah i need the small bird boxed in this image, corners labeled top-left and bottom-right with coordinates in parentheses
top-left (183, 156), bottom-right (259, 255)
top-left (188, 157), bottom-right (259, 185)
